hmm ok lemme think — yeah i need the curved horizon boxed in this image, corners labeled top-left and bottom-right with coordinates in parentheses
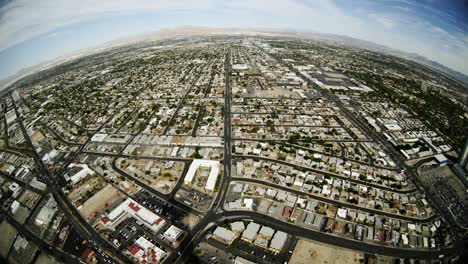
top-left (0, 0), bottom-right (467, 81)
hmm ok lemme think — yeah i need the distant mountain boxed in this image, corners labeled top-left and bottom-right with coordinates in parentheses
top-left (0, 63), bottom-right (47, 93)
top-left (140, 27), bottom-right (468, 86)
top-left (2, 26), bottom-right (467, 90)
top-left (284, 31), bottom-right (468, 86)
top-left (398, 53), bottom-right (468, 86)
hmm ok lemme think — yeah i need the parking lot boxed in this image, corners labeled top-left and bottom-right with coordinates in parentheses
top-left (134, 191), bottom-right (187, 225)
top-left (205, 235), bottom-right (295, 264)
top-left (175, 187), bottom-right (213, 212)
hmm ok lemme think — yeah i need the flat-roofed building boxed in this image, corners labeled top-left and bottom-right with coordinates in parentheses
top-left (230, 221), bottom-right (245, 233)
top-left (235, 256), bottom-right (256, 264)
top-left (101, 198), bottom-right (166, 233)
top-left (30, 177), bottom-right (47, 191)
top-left (127, 236), bottom-right (166, 263)
top-left (259, 226), bottom-right (275, 240)
top-left (68, 164), bottom-right (95, 184)
top-left (183, 159), bottom-right (220, 192)
top-left (35, 196), bottom-right (58, 227)
top-left (163, 225), bottom-right (183, 242)
top-left (10, 200), bottom-right (20, 214)
top-left (213, 227), bottom-right (236, 244)
top-left (270, 231), bottom-right (287, 253)
top-left (242, 222), bottom-right (260, 242)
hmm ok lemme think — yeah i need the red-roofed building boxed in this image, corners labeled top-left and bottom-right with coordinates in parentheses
top-left (103, 198), bottom-right (166, 234)
top-left (128, 244), bottom-right (141, 256)
top-left (101, 216), bottom-right (110, 224)
top-left (128, 202), bottom-right (141, 212)
top-left (151, 249), bottom-right (157, 263)
top-left (283, 206), bottom-right (292, 218)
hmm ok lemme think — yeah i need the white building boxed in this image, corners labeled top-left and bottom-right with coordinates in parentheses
top-left (10, 200), bottom-right (20, 214)
top-left (35, 196), bottom-right (58, 226)
top-left (337, 208), bottom-right (348, 219)
top-left (68, 164), bottom-right (95, 184)
top-left (163, 225), bottom-right (183, 242)
top-left (30, 177), bottom-right (47, 191)
top-left (213, 227), bottom-right (236, 244)
top-left (230, 221), bottom-right (245, 233)
top-left (101, 198), bottom-right (166, 233)
top-left (259, 226), bottom-right (275, 239)
top-left (183, 159), bottom-right (220, 192)
top-left (42, 149), bottom-right (59, 164)
top-left (270, 231), bottom-right (287, 253)
top-left (242, 222), bottom-right (260, 242)
top-left (127, 236), bottom-right (166, 263)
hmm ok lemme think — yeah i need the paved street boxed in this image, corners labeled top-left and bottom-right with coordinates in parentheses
top-left (1, 38), bottom-right (465, 264)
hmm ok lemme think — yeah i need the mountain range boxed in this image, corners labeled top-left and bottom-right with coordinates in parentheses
top-left (1, 26), bottom-right (467, 90)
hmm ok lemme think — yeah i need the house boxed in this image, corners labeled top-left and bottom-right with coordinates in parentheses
top-left (213, 227), bottom-right (236, 244)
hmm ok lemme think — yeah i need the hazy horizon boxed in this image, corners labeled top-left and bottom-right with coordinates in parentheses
top-left (0, 0), bottom-right (467, 80)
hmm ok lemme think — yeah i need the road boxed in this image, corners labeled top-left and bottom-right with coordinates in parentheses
top-left (233, 154), bottom-right (416, 194)
top-left (10, 95), bottom-right (130, 264)
top-left (171, 209), bottom-right (461, 263)
top-left (0, 208), bottom-right (82, 264)
top-left (216, 47), bottom-right (233, 211)
top-left (169, 47), bottom-right (233, 264)
top-left (111, 157), bottom-right (199, 216)
top-left (171, 44), bottom-right (456, 263)
top-left (259, 45), bottom-right (454, 228)
top-left (2, 42), bottom-right (464, 264)
top-left (231, 177), bottom-right (436, 222)
top-left (162, 64), bottom-right (204, 135)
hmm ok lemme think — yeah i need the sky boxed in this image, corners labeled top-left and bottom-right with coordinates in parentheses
top-left (0, 0), bottom-right (467, 80)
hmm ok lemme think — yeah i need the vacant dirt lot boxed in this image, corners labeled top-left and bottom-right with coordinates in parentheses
top-left (0, 220), bottom-right (18, 258)
top-left (289, 238), bottom-right (364, 264)
top-left (79, 184), bottom-right (121, 220)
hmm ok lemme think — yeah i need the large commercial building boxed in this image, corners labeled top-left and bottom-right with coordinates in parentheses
top-left (101, 198), bottom-right (166, 233)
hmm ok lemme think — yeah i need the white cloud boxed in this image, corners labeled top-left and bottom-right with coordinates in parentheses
top-left (0, 0), bottom-right (370, 51)
top-left (0, 0), bottom-right (467, 75)
top-left (369, 14), bottom-right (396, 29)
top-left (0, 0), bottom-right (218, 51)
top-left (430, 26), bottom-right (448, 34)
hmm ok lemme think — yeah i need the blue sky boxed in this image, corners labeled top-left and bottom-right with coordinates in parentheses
top-left (0, 0), bottom-right (467, 80)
